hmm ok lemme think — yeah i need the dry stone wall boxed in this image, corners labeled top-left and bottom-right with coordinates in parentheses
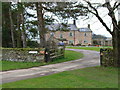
top-left (2, 48), bottom-right (45, 62)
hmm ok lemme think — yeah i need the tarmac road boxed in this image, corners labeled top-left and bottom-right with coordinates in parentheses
top-left (0, 49), bottom-right (100, 84)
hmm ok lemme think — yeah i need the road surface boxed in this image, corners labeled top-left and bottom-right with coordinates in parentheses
top-left (0, 49), bottom-right (100, 84)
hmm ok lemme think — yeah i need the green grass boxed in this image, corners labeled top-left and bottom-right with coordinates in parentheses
top-left (2, 66), bottom-right (118, 88)
top-left (67, 46), bottom-right (113, 51)
top-left (1, 50), bottom-right (83, 71)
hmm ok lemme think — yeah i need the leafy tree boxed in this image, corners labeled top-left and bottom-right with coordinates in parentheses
top-left (2, 2), bottom-right (37, 48)
top-left (27, 39), bottom-right (39, 48)
top-left (2, 2), bottom-right (88, 48)
top-left (35, 2), bottom-right (88, 47)
top-left (9, 2), bottom-right (15, 48)
top-left (2, 2), bottom-right (12, 47)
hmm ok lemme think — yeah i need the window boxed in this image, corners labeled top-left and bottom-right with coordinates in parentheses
top-left (99, 41), bottom-right (101, 45)
top-left (84, 33), bottom-right (87, 36)
top-left (84, 40), bottom-right (88, 43)
top-left (69, 32), bottom-right (73, 36)
top-left (60, 34), bottom-right (63, 38)
top-left (69, 40), bottom-right (73, 44)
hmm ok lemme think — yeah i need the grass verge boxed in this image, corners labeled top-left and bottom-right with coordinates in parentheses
top-left (67, 46), bottom-right (113, 51)
top-left (2, 66), bottom-right (118, 88)
top-left (1, 50), bottom-right (83, 71)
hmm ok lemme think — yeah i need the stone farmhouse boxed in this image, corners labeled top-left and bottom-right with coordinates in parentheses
top-left (92, 34), bottom-right (112, 46)
top-left (45, 22), bottom-right (92, 46)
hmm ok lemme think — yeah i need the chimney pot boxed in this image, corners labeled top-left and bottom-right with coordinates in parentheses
top-left (88, 24), bottom-right (90, 29)
top-left (73, 20), bottom-right (76, 25)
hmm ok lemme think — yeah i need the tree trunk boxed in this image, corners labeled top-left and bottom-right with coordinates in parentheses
top-left (17, 13), bottom-right (22, 48)
top-left (21, 12), bottom-right (27, 48)
top-left (16, 3), bottom-right (23, 48)
top-left (118, 21), bottom-right (120, 67)
top-left (112, 28), bottom-right (120, 67)
top-left (9, 3), bottom-right (15, 48)
top-left (36, 2), bottom-right (46, 48)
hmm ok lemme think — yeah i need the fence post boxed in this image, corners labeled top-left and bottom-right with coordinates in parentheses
top-left (45, 47), bottom-right (51, 62)
top-left (44, 44), bottom-right (65, 62)
top-left (100, 48), bottom-right (104, 66)
top-left (62, 45), bottom-right (65, 57)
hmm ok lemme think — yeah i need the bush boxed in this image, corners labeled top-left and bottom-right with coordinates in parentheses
top-left (100, 48), bottom-right (114, 67)
top-left (27, 40), bottom-right (39, 48)
top-left (76, 44), bottom-right (81, 46)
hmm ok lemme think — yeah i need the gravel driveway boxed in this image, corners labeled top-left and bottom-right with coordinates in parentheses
top-left (0, 49), bottom-right (100, 84)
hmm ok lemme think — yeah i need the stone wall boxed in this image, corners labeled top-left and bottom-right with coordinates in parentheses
top-left (2, 48), bottom-right (45, 62)
top-left (100, 48), bottom-right (114, 67)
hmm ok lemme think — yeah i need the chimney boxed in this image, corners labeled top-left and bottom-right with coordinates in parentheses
top-left (88, 24), bottom-right (90, 29)
top-left (73, 20), bottom-right (76, 25)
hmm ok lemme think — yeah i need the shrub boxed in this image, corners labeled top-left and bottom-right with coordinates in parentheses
top-left (100, 48), bottom-right (114, 67)
top-left (27, 40), bottom-right (39, 48)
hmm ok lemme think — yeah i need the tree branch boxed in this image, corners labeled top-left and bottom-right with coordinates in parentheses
top-left (84, 0), bottom-right (113, 35)
top-left (106, 2), bottom-right (119, 31)
top-left (95, 14), bottom-right (113, 35)
top-left (85, 1), bottom-right (99, 15)
top-left (113, 2), bottom-right (120, 11)
top-left (82, 5), bottom-right (97, 15)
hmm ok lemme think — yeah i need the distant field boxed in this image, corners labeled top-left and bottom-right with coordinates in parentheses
top-left (1, 50), bottom-right (83, 71)
top-left (67, 46), bottom-right (113, 51)
top-left (2, 66), bottom-right (118, 88)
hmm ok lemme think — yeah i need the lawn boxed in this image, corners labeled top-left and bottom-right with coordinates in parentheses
top-left (67, 46), bottom-right (113, 51)
top-left (1, 50), bottom-right (83, 71)
top-left (2, 66), bottom-right (118, 88)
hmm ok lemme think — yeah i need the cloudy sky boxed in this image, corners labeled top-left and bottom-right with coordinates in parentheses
top-left (68, 0), bottom-right (119, 37)
top-left (27, 0), bottom-right (119, 37)
top-left (52, 0), bottom-right (118, 37)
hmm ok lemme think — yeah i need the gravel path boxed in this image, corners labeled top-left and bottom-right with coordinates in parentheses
top-left (0, 49), bottom-right (100, 84)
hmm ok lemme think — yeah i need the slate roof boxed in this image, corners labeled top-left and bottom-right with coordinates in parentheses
top-left (46, 23), bottom-right (92, 32)
top-left (92, 34), bottom-right (107, 39)
top-left (105, 37), bottom-right (112, 41)
top-left (79, 28), bottom-right (92, 32)
top-left (67, 24), bottom-right (78, 31)
top-left (45, 23), bottom-right (78, 31)
top-left (45, 24), bottom-right (62, 31)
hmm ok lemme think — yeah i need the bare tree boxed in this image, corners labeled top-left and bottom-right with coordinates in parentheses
top-left (84, 0), bottom-right (120, 67)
